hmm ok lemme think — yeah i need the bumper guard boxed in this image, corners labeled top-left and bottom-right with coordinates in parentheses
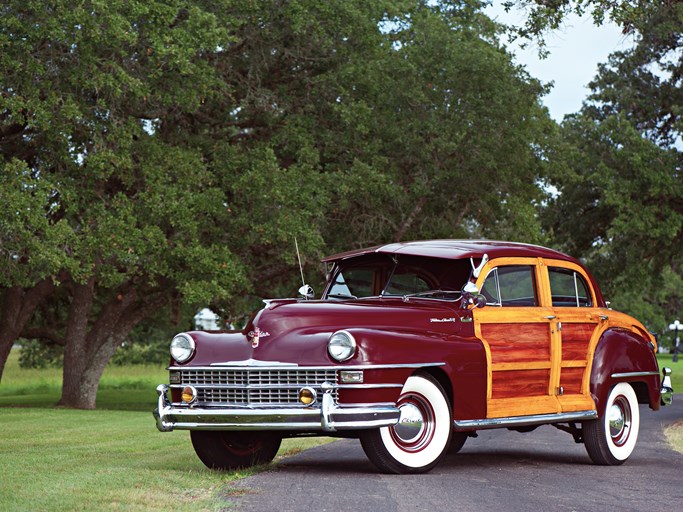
top-left (661, 367), bottom-right (673, 406)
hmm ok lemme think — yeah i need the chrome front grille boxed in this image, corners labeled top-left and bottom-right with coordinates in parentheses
top-left (174, 368), bottom-right (338, 406)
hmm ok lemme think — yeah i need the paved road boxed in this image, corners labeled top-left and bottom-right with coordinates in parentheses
top-left (227, 399), bottom-right (683, 511)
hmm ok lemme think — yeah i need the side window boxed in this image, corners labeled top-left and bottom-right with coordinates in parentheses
top-left (481, 266), bottom-right (537, 307)
top-left (549, 267), bottom-right (593, 307)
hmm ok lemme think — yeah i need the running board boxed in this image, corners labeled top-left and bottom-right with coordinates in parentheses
top-left (453, 410), bottom-right (597, 431)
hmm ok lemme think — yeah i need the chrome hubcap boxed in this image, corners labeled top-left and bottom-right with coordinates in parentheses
top-left (394, 403), bottom-right (425, 443)
top-left (608, 396), bottom-right (631, 446)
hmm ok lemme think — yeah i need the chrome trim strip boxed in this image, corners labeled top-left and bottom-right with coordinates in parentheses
top-left (453, 410), bottom-right (598, 431)
top-left (209, 359), bottom-right (298, 367)
top-left (610, 371), bottom-right (659, 379)
top-left (154, 384), bottom-right (400, 433)
top-left (170, 383), bottom-right (337, 391)
top-left (171, 362), bottom-right (445, 371)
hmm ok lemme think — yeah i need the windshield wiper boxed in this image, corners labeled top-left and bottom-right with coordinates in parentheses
top-left (401, 290), bottom-right (462, 301)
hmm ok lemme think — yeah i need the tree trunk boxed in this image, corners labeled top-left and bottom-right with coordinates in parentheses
top-left (59, 278), bottom-right (97, 409)
top-left (59, 282), bottom-right (168, 409)
top-left (0, 281), bottom-right (55, 382)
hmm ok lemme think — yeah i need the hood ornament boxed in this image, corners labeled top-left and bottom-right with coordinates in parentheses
top-left (248, 327), bottom-right (270, 348)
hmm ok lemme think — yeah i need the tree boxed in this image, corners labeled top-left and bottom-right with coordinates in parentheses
top-left (2, 0), bottom-right (557, 407)
top-left (1, 0), bottom-right (247, 407)
top-left (539, 1), bottom-right (683, 328)
top-left (321, 1), bottom-right (556, 249)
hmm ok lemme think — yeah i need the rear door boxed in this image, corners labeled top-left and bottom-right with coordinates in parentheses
top-left (544, 261), bottom-right (601, 413)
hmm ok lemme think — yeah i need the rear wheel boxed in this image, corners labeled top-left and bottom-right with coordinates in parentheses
top-left (583, 382), bottom-right (640, 465)
top-left (190, 431), bottom-right (282, 470)
top-left (360, 373), bottom-right (452, 474)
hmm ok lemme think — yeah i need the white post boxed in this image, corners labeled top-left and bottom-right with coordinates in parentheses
top-left (670, 320), bottom-right (681, 362)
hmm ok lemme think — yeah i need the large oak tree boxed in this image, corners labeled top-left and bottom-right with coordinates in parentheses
top-left (1, 0), bottom-right (555, 407)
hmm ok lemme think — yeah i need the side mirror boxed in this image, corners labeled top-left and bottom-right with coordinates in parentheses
top-left (473, 293), bottom-right (486, 308)
top-left (298, 284), bottom-right (314, 300)
top-left (462, 292), bottom-right (486, 310)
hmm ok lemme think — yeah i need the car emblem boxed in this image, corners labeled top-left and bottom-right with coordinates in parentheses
top-left (248, 327), bottom-right (270, 348)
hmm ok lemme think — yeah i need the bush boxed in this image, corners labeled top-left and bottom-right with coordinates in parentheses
top-left (110, 341), bottom-right (169, 366)
top-left (18, 339), bottom-right (63, 369)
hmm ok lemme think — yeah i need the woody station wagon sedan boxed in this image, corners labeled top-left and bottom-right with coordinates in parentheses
top-left (154, 240), bottom-right (673, 474)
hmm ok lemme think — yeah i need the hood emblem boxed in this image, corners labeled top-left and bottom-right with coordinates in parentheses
top-left (248, 327), bottom-right (270, 348)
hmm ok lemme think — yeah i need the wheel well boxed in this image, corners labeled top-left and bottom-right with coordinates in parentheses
top-left (629, 381), bottom-right (650, 404)
top-left (417, 367), bottom-right (453, 410)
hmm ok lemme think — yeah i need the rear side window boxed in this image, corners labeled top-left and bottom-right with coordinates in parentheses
top-left (481, 266), bottom-right (537, 307)
top-left (549, 267), bottom-right (592, 307)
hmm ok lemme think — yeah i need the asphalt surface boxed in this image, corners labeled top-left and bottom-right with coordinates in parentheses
top-left (226, 399), bottom-right (683, 511)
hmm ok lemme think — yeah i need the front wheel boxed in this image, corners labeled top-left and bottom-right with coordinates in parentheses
top-left (190, 431), bottom-right (282, 470)
top-left (583, 382), bottom-right (640, 465)
top-left (360, 373), bottom-right (452, 474)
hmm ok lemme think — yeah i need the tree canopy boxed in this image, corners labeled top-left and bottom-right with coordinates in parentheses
top-left (537, 0), bottom-right (683, 335)
top-left (1, 0), bottom-right (555, 407)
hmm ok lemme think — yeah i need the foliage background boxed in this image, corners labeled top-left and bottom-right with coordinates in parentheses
top-left (0, 0), bottom-right (681, 401)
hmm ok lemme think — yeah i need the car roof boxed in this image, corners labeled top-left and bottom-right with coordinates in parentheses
top-left (322, 239), bottom-right (576, 264)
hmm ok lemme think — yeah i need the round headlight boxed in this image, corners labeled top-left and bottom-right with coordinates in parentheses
top-left (170, 333), bottom-right (195, 363)
top-left (328, 330), bottom-right (356, 362)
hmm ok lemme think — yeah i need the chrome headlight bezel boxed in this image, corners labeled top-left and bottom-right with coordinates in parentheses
top-left (170, 333), bottom-right (195, 363)
top-left (328, 330), bottom-right (357, 362)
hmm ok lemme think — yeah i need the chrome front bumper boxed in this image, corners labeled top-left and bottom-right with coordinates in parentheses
top-left (153, 384), bottom-right (400, 433)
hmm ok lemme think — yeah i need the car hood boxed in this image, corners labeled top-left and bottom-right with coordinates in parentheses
top-left (184, 298), bottom-right (463, 366)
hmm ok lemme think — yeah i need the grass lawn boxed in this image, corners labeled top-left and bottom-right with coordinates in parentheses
top-left (0, 350), bottom-right (331, 511)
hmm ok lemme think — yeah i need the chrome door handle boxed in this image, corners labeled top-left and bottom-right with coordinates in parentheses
top-left (543, 315), bottom-right (556, 320)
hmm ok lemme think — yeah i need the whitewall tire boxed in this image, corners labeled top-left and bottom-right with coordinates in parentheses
top-left (360, 373), bottom-right (452, 474)
top-left (584, 382), bottom-right (640, 465)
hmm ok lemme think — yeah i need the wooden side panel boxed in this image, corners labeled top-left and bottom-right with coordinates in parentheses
top-left (561, 323), bottom-right (593, 362)
top-left (491, 369), bottom-right (550, 399)
top-left (559, 367), bottom-right (584, 395)
top-left (487, 396), bottom-right (560, 418)
top-left (482, 323), bottom-right (550, 363)
top-left (557, 394), bottom-right (595, 412)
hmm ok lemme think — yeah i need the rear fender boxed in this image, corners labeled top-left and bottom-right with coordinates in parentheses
top-left (590, 328), bottom-right (660, 415)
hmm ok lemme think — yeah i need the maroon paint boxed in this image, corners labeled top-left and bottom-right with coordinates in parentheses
top-left (590, 328), bottom-right (661, 415)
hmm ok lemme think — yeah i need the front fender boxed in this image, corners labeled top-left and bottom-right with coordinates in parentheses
top-left (345, 328), bottom-right (488, 421)
top-left (590, 328), bottom-right (660, 415)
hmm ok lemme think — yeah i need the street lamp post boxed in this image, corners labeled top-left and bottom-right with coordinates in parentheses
top-left (671, 320), bottom-right (682, 362)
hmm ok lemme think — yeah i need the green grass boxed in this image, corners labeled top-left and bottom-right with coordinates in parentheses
top-left (0, 350), bottom-right (332, 511)
top-left (0, 350), bottom-right (168, 410)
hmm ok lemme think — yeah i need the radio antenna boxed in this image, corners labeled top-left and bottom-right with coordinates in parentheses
top-left (295, 237), bottom-right (305, 286)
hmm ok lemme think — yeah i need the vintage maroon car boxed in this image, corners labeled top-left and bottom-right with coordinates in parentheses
top-left (154, 240), bottom-right (673, 474)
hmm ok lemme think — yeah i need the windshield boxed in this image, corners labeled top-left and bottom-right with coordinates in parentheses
top-left (325, 255), bottom-right (470, 301)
